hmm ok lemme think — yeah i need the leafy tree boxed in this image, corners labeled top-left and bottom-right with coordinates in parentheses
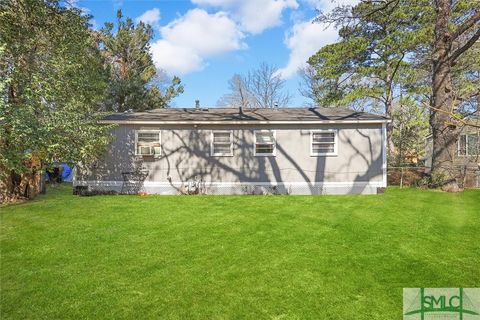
top-left (307, 0), bottom-right (480, 190)
top-left (307, 0), bottom-right (431, 153)
top-left (0, 0), bottom-right (111, 201)
top-left (100, 10), bottom-right (183, 112)
top-left (391, 96), bottom-right (430, 166)
top-left (218, 63), bottom-right (291, 108)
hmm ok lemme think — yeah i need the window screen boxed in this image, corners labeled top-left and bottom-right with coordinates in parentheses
top-left (211, 131), bottom-right (233, 156)
top-left (255, 131), bottom-right (275, 155)
top-left (311, 131), bottom-right (337, 155)
top-left (467, 135), bottom-right (479, 156)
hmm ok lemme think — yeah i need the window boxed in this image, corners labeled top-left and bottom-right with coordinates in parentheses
top-left (254, 130), bottom-right (276, 156)
top-left (311, 130), bottom-right (338, 156)
top-left (135, 130), bottom-right (161, 156)
top-left (458, 135), bottom-right (467, 156)
top-left (458, 134), bottom-right (479, 156)
top-left (211, 131), bottom-right (233, 156)
top-left (467, 135), bottom-right (479, 156)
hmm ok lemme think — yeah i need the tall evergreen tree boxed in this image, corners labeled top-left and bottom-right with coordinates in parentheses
top-left (307, 0), bottom-right (479, 190)
top-left (307, 0), bottom-right (431, 153)
top-left (428, 0), bottom-right (479, 191)
top-left (100, 10), bottom-right (183, 112)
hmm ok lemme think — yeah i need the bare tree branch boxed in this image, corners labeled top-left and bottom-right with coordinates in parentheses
top-left (218, 63), bottom-right (291, 108)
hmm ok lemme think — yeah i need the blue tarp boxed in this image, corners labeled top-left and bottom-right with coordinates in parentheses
top-left (61, 163), bottom-right (73, 182)
top-left (45, 163), bottom-right (73, 182)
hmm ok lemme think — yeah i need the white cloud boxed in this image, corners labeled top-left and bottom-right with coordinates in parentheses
top-left (278, 21), bottom-right (338, 78)
top-left (161, 9), bottom-right (245, 56)
top-left (151, 41), bottom-right (204, 75)
top-left (150, 9), bottom-right (245, 75)
top-left (135, 8), bottom-right (161, 27)
top-left (278, 0), bottom-right (360, 78)
top-left (192, 0), bottom-right (299, 34)
top-left (304, 0), bottom-right (359, 11)
top-left (65, 0), bottom-right (91, 15)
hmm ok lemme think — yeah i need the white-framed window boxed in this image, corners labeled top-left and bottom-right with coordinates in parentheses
top-left (254, 130), bottom-right (276, 156)
top-left (458, 134), bottom-right (479, 156)
top-left (211, 130), bottom-right (233, 156)
top-left (310, 129), bottom-right (338, 156)
top-left (135, 130), bottom-right (161, 156)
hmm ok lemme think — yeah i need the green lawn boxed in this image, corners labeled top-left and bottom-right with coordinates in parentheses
top-left (1, 186), bottom-right (479, 319)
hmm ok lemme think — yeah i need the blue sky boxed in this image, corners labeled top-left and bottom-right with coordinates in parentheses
top-left (75, 0), bottom-right (356, 107)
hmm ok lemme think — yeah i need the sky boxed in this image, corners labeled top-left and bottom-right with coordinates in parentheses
top-left (75, 0), bottom-right (357, 107)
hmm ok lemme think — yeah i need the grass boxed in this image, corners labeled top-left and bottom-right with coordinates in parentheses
top-left (1, 185), bottom-right (479, 319)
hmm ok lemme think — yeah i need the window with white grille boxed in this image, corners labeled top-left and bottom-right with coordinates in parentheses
top-left (311, 130), bottom-right (338, 156)
top-left (254, 130), bottom-right (276, 156)
top-left (135, 130), bottom-right (161, 156)
top-left (211, 131), bottom-right (233, 156)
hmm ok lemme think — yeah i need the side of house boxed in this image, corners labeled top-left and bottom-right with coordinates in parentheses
top-left (425, 125), bottom-right (480, 188)
top-left (74, 108), bottom-right (389, 195)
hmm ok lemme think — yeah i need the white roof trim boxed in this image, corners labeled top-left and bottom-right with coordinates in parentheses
top-left (99, 119), bottom-right (390, 125)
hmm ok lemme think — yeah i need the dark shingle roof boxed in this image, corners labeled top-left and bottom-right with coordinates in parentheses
top-left (101, 107), bottom-right (389, 123)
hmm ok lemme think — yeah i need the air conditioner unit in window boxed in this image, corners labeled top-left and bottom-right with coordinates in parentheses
top-left (139, 146), bottom-right (153, 155)
top-left (138, 146), bottom-right (161, 156)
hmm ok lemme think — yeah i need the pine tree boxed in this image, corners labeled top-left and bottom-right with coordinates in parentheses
top-left (307, 0), bottom-right (431, 153)
top-left (307, 0), bottom-right (480, 190)
top-left (429, 0), bottom-right (480, 191)
top-left (100, 10), bottom-right (183, 112)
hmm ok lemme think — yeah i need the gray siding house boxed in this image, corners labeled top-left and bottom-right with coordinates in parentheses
top-left (74, 107), bottom-right (390, 195)
top-left (425, 124), bottom-right (479, 188)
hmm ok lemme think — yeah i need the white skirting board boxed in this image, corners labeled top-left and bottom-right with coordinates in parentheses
top-left (73, 181), bottom-right (386, 195)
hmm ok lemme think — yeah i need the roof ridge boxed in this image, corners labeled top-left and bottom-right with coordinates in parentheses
top-left (102, 106), bottom-right (389, 123)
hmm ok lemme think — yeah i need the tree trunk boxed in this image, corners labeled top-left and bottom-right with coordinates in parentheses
top-left (0, 159), bottom-right (43, 204)
top-left (384, 55), bottom-right (397, 161)
top-left (385, 91), bottom-right (396, 159)
top-left (477, 89), bottom-right (480, 116)
top-left (430, 0), bottom-right (460, 192)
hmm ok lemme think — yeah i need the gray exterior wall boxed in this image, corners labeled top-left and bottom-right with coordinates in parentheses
top-left (75, 123), bottom-right (386, 194)
top-left (424, 126), bottom-right (480, 188)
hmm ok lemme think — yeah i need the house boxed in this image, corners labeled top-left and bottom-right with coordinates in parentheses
top-left (74, 107), bottom-right (390, 195)
top-left (425, 124), bottom-right (480, 188)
